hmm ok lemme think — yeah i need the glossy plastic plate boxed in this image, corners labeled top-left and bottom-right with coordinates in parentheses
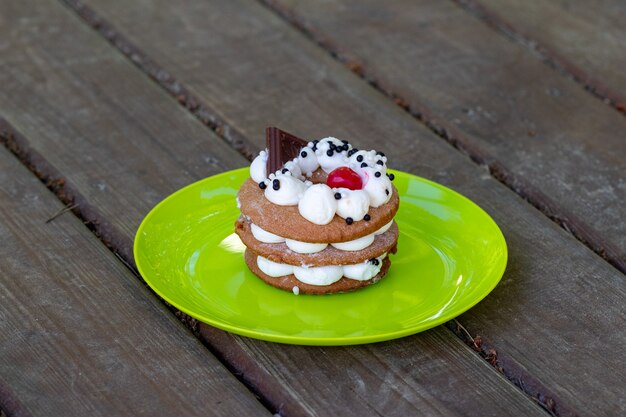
top-left (134, 168), bottom-right (507, 345)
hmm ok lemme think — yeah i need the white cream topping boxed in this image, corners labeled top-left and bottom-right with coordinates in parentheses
top-left (250, 137), bottom-right (394, 223)
top-left (264, 174), bottom-right (307, 206)
top-left (359, 167), bottom-right (392, 208)
top-left (256, 253), bottom-right (387, 286)
top-left (250, 223), bottom-right (285, 243)
top-left (334, 188), bottom-right (370, 221)
top-left (282, 159), bottom-right (303, 180)
top-left (374, 220), bottom-right (393, 235)
top-left (298, 184), bottom-right (337, 225)
top-left (298, 146), bottom-right (320, 176)
top-left (342, 253), bottom-right (386, 281)
top-left (314, 137), bottom-right (351, 173)
top-left (319, 137), bottom-right (345, 147)
top-left (293, 264), bottom-right (344, 286)
top-left (316, 139), bottom-right (350, 173)
top-left (331, 233), bottom-right (376, 251)
top-left (285, 239), bottom-right (328, 254)
top-left (250, 150), bottom-right (268, 183)
top-left (257, 256), bottom-right (294, 277)
top-left (349, 150), bottom-right (386, 172)
top-left (249, 221), bottom-right (393, 253)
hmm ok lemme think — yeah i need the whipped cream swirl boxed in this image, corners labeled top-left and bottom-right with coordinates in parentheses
top-left (251, 137), bottom-right (394, 225)
top-left (256, 253), bottom-right (387, 286)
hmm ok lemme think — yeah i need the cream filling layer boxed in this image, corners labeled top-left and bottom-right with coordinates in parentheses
top-left (250, 220), bottom-right (394, 253)
top-left (256, 253), bottom-right (387, 286)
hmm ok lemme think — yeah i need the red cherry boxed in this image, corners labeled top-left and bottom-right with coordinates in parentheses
top-left (327, 167), bottom-right (363, 190)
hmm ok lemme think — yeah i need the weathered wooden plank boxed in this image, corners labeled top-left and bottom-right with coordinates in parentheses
top-left (467, 0), bottom-right (626, 110)
top-left (64, 0), bottom-right (626, 415)
top-left (201, 327), bottom-right (559, 417)
top-left (0, 1), bottom-right (549, 416)
top-left (0, 1), bottom-right (250, 261)
top-left (0, 147), bottom-right (270, 416)
top-left (264, 0), bottom-right (626, 273)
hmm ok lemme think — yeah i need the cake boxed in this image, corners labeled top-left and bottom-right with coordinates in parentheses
top-left (235, 127), bottom-right (399, 295)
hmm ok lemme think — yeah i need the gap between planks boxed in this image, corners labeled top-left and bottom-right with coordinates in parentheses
top-left (453, 0), bottom-right (626, 116)
top-left (59, 0), bottom-right (625, 275)
top-left (61, 0), bottom-right (626, 282)
top-left (59, 0), bottom-right (259, 163)
top-left (253, 0), bottom-right (626, 276)
top-left (0, 119), bottom-right (563, 416)
top-left (3, 4), bottom-right (580, 414)
top-left (47, 1), bottom-right (603, 414)
top-left (0, 121), bottom-right (280, 417)
top-left (445, 320), bottom-right (564, 417)
top-left (0, 380), bottom-right (32, 417)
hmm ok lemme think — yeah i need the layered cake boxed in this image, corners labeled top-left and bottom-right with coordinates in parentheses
top-left (235, 127), bottom-right (399, 294)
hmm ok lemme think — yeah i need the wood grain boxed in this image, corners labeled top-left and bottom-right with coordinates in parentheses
top-left (0, 146), bottom-right (270, 416)
top-left (201, 326), bottom-right (551, 417)
top-left (0, 0), bottom-right (249, 263)
top-left (467, 0), bottom-right (626, 110)
top-left (64, 0), bottom-right (626, 414)
top-left (0, 0), bottom-right (549, 416)
top-left (266, 0), bottom-right (626, 273)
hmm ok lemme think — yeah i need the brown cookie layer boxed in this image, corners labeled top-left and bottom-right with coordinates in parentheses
top-left (238, 177), bottom-right (399, 243)
top-left (244, 248), bottom-right (392, 295)
top-left (236, 217), bottom-right (398, 266)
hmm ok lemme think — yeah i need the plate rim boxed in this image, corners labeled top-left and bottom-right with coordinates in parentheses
top-left (134, 167), bottom-right (508, 345)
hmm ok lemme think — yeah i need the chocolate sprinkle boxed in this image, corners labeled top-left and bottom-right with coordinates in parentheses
top-left (272, 179), bottom-right (280, 190)
top-left (360, 162), bottom-right (368, 168)
top-left (326, 149), bottom-right (334, 157)
top-left (348, 149), bottom-right (358, 157)
top-left (387, 173), bottom-right (395, 181)
top-left (375, 172), bottom-right (382, 178)
top-left (364, 214), bottom-right (371, 221)
top-left (385, 189), bottom-right (389, 195)
top-left (259, 182), bottom-right (267, 190)
top-left (334, 192), bottom-right (341, 200)
top-left (376, 160), bottom-right (384, 165)
top-left (356, 155), bottom-right (363, 162)
top-left (346, 217), bottom-right (354, 225)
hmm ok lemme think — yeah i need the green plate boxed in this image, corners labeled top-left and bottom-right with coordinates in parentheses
top-left (134, 168), bottom-right (507, 345)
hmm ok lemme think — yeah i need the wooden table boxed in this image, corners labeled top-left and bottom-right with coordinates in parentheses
top-left (1, 1), bottom-right (624, 416)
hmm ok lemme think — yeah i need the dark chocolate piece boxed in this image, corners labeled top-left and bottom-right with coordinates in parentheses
top-left (266, 127), bottom-right (308, 174)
